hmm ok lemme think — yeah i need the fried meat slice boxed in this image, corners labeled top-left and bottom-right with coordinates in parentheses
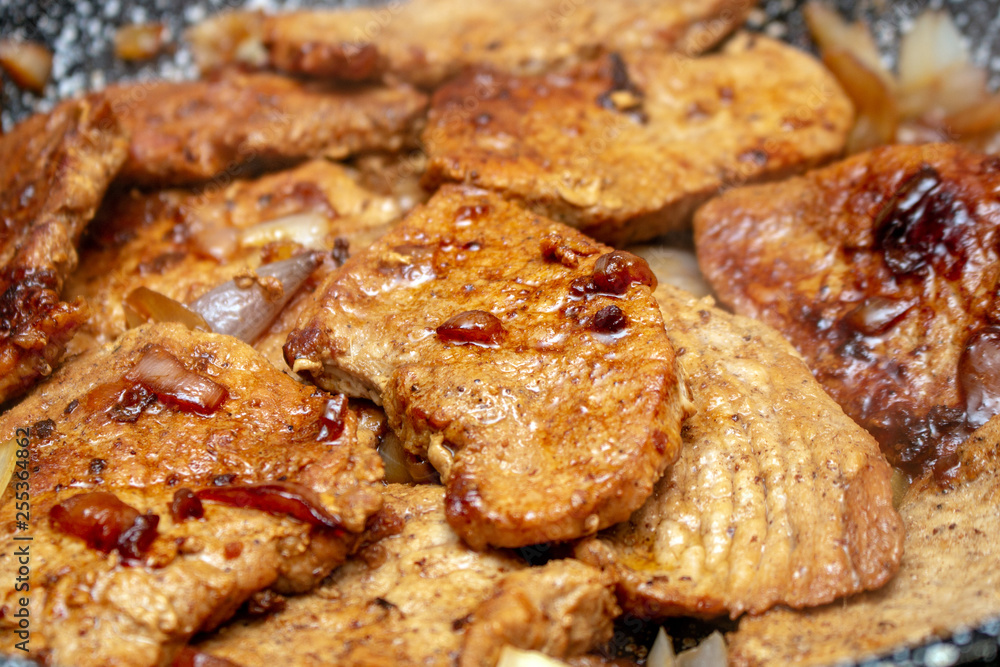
top-left (0, 98), bottom-right (129, 405)
top-left (188, 0), bottom-right (754, 88)
top-left (0, 323), bottom-right (383, 666)
top-left (422, 34), bottom-right (853, 246)
top-left (284, 185), bottom-right (685, 548)
top-left (576, 285), bottom-right (903, 619)
top-left (695, 143), bottom-right (1000, 479)
top-left (727, 415), bottom-right (1000, 666)
top-left (105, 70), bottom-right (426, 187)
top-left (195, 484), bottom-right (620, 667)
top-left (65, 159), bottom-right (413, 369)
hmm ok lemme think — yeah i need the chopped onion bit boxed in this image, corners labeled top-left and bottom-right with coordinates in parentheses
top-left (126, 344), bottom-right (228, 416)
top-left (189, 252), bottom-right (324, 344)
top-left (114, 23), bottom-right (167, 61)
top-left (378, 431), bottom-right (439, 485)
top-left (648, 630), bottom-right (728, 667)
top-left (0, 39), bottom-right (53, 94)
top-left (240, 212), bottom-right (332, 250)
top-left (496, 647), bottom-right (570, 667)
top-left (123, 286), bottom-right (212, 332)
top-left (649, 628), bottom-right (677, 667)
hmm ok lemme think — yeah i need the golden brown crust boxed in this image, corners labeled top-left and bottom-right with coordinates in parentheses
top-left (106, 70), bottom-right (427, 187)
top-left (285, 185), bottom-right (685, 549)
top-left (575, 286), bottom-right (903, 619)
top-left (0, 97), bottom-right (129, 405)
top-left (727, 416), bottom-right (1000, 666)
top-left (196, 485), bottom-right (619, 667)
top-left (189, 0), bottom-right (756, 88)
top-left (695, 143), bottom-right (1000, 478)
top-left (0, 323), bottom-right (384, 666)
top-left (422, 34), bottom-right (853, 245)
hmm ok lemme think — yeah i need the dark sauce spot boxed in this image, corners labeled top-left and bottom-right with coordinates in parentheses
top-left (874, 166), bottom-right (973, 279)
top-left (331, 237), bottom-right (350, 266)
top-left (109, 384), bottom-right (155, 423)
top-left (195, 482), bottom-right (343, 530)
top-left (64, 399), bottom-right (79, 415)
top-left (436, 310), bottom-right (505, 346)
top-left (959, 326), bottom-right (1000, 429)
top-left (170, 488), bottom-right (204, 522)
top-left (31, 419), bottom-right (55, 439)
top-left (592, 251), bottom-right (657, 295)
top-left (592, 305), bottom-right (628, 333)
top-left (89, 458), bottom-right (107, 475)
top-left (319, 394), bottom-right (347, 441)
top-left (596, 52), bottom-right (647, 123)
top-left (50, 492), bottom-right (158, 565)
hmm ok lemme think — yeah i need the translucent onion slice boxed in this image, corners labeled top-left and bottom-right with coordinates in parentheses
top-left (378, 431), bottom-right (438, 485)
top-left (648, 628), bottom-right (677, 667)
top-left (649, 630), bottom-right (728, 667)
top-left (189, 252), bottom-right (324, 344)
top-left (123, 286), bottom-right (212, 332)
top-left (803, 2), bottom-right (891, 85)
top-left (496, 647), bottom-right (569, 667)
top-left (127, 344), bottom-right (229, 415)
top-left (822, 49), bottom-right (899, 152)
top-left (898, 9), bottom-right (969, 92)
top-left (240, 212), bottom-right (332, 250)
top-left (0, 39), bottom-right (53, 94)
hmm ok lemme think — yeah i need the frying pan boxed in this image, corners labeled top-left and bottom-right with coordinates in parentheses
top-left (0, 0), bottom-right (999, 665)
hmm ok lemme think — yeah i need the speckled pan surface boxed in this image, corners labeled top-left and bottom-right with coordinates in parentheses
top-left (1, 1), bottom-right (999, 666)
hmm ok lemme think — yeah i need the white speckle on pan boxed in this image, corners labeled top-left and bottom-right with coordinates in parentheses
top-left (924, 644), bottom-right (960, 667)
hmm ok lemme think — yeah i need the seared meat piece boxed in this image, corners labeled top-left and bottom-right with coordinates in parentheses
top-left (727, 415), bottom-right (1000, 666)
top-left (195, 485), bottom-right (620, 666)
top-left (188, 0), bottom-right (754, 88)
top-left (0, 98), bottom-right (129, 405)
top-left (105, 70), bottom-right (426, 187)
top-left (0, 323), bottom-right (383, 666)
top-left (695, 144), bottom-right (1000, 479)
top-left (422, 34), bottom-right (853, 245)
top-left (576, 285), bottom-right (903, 619)
top-left (65, 159), bottom-right (410, 368)
top-left (285, 185), bottom-right (686, 548)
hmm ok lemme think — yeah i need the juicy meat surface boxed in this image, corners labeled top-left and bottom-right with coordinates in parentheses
top-left (727, 414), bottom-right (1000, 666)
top-left (695, 143), bottom-right (1000, 479)
top-left (65, 159), bottom-right (411, 369)
top-left (0, 97), bottom-right (129, 405)
top-left (576, 285), bottom-right (904, 619)
top-left (285, 185), bottom-right (686, 548)
top-left (105, 70), bottom-right (427, 187)
top-left (0, 323), bottom-right (383, 666)
top-left (422, 34), bottom-right (853, 245)
top-left (188, 0), bottom-right (754, 88)
top-left (195, 484), bottom-right (620, 667)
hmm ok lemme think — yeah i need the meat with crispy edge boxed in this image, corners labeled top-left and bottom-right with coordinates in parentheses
top-left (0, 97), bottom-right (129, 405)
top-left (187, 0), bottom-right (756, 88)
top-left (104, 70), bottom-right (427, 187)
top-left (0, 323), bottom-right (384, 666)
top-left (422, 33), bottom-right (853, 246)
top-left (727, 415), bottom-right (1000, 666)
top-left (195, 484), bottom-right (620, 667)
top-left (65, 159), bottom-right (414, 369)
top-left (695, 143), bottom-right (1000, 479)
top-left (284, 184), bottom-right (686, 549)
top-left (576, 285), bottom-right (903, 619)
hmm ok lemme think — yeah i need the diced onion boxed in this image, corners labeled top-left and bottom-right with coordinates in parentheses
top-left (114, 23), bottom-right (166, 61)
top-left (240, 212), bottom-right (332, 250)
top-left (648, 628), bottom-right (677, 667)
top-left (186, 10), bottom-right (266, 72)
top-left (649, 630), bottom-right (728, 667)
top-left (496, 647), bottom-right (570, 667)
top-left (123, 286), bottom-right (212, 332)
top-left (0, 39), bottom-right (53, 94)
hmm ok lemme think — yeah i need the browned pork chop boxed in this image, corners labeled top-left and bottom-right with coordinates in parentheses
top-left (65, 159), bottom-right (412, 369)
top-left (0, 323), bottom-right (383, 666)
top-left (422, 34), bottom-right (853, 245)
top-left (196, 484), bottom-right (620, 667)
top-left (576, 285), bottom-right (903, 619)
top-left (0, 98), bottom-right (129, 405)
top-left (105, 71), bottom-right (426, 187)
top-left (285, 185), bottom-right (686, 548)
top-left (695, 143), bottom-right (1000, 479)
top-left (727, 414), bottom-right (1000, 666)
top-left (188, 0), bottom-right (754, 88)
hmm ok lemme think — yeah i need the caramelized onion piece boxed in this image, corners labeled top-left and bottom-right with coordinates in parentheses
top-left (170, 488), bottom-right (205, 522)
top-left (50, 492), bottom-right (159, 564)
top-left (114, 22), bottom-right (166, 61)
top-left (378, 431), bottom-right (438, 485)
top-left (240, 212), bottom-right (332, 250)
top-left (127, 344), bottom-right (229, 416)
top-left (189, 252), bottom-right (324, 343)
top-left (318, 395), bottom-right (347, 442)
top-left (959, 326), bottom-right (1000, 429)
top-left (123, 286), bottom-right (212, 332)
top-left (0, 39), bottom-right (53, 93)
top-left (196, 482), bottom-right (342, 529)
